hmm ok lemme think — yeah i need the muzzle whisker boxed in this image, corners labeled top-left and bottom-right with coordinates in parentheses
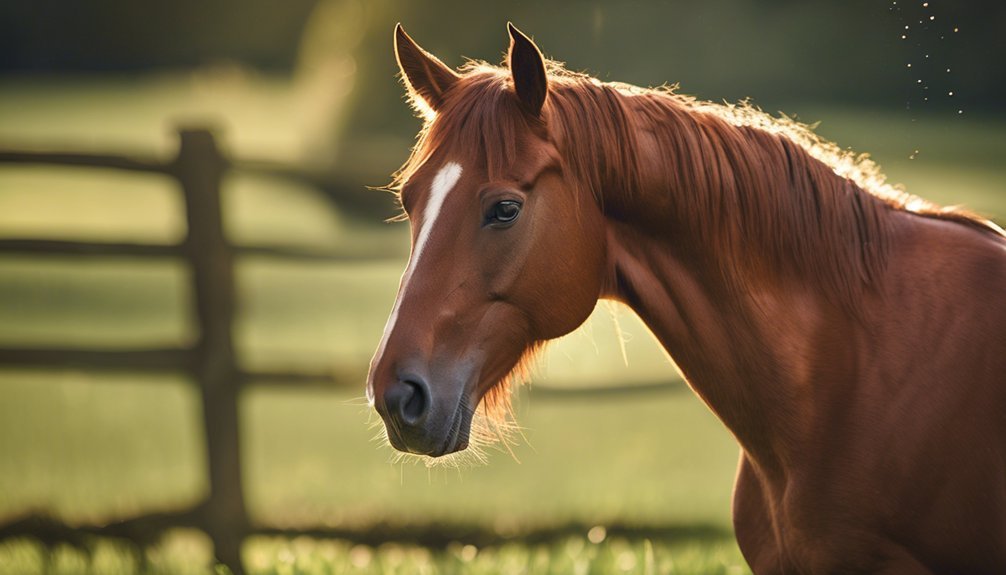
top-left (342, 394), bottom-right (373, 407)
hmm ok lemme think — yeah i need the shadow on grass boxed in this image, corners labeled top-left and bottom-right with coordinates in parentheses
top-left (1, 510), bottom-right (732, 551)
top-left (255, 519), bottom-right (733, 549)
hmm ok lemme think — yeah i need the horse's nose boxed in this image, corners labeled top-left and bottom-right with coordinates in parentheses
top-left (375, 370), bottom-right (469, 456)
top-left (382, 376), bottom-right (431, 431)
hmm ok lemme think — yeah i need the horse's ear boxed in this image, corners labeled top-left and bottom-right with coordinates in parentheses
top-left (395, 24), bottom-right (460, 116)
top-left (506, 22), bottom-right (548, 117)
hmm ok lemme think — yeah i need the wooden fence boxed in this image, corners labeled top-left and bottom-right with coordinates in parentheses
top-left (0, 127), bottom-right (680, 574)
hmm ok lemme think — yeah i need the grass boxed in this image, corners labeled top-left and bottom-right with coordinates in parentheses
top-left (0, 368), bottom-right (740, 525)
top-left (0, 533), bottom-right (750, 575)
top-left (0, 372), bottom-right (744, 574)
top-left (0, 75), bottom-right (1003, 573)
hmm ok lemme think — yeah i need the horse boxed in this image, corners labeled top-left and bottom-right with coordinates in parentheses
top-left (366, 23), bottom-right (1006, 573)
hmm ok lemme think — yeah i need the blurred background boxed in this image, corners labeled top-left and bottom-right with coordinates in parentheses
top-left (0, 1), bottom-right (1003, 573)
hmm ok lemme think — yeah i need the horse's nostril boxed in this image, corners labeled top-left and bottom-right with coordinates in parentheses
top-left (384, 377), bottom-right (430, 427)
top-left (401, 380), bottom-right (427, 422)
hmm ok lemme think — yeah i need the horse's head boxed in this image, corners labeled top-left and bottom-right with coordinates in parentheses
top-left (367, 24), bottom-right (607, 458)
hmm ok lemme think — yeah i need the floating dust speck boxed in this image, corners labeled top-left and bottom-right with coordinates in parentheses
top-left (922, 1), bottom-right (928, 6)
top-left (909, 150), bottom-right (919, 160)
top-left (948, 91), bottom-right (954, 96)
top-left (901, 34), bottom-right (908, 40)
top-left (587, 525), bottom-right (607, 544)
top-left (954, 27), bottom-right (959, 32)
top-left (930, 15), bottom-right (935, 21)
top-left (946, 68), bottom-right (951, 73)
top-left (907, 63), bottom-right (912, 68)
top-left (958, 110), bottom-right (963, 114)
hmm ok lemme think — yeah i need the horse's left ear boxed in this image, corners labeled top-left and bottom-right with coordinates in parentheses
top-left (507, 23), bottom-right (548, 116)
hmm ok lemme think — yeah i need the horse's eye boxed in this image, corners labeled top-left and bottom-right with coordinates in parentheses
top-left (488, 200), bottom-right (522, 226)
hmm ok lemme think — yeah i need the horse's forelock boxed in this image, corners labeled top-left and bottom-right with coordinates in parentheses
top-left (392, 69), bottom-right (531, 194)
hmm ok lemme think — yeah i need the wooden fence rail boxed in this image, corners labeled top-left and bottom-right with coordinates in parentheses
top-left (0, 128), bottom-right (678, 574)
top-left (0, 128), bottom-right (321, 574)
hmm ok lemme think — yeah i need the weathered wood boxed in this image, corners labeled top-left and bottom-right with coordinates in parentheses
top-left (0, 347), bottom-right (191, 371)
top-left (237, 244), bottom-right (402, 262)
top-left (235, 158), bottom-right (398, 220)
top-left (175, 128), bottom-right (247, 575)
top-left (0, 238), bottom-right (403, 263)
top-left (0, 239), bottom-right (182, 258)
top-left (239, 367), bottom-right (365, 388)
top-left (528, 380), bottom-right (684, 399)
top-left (0, 149), bottom-right (169, 174)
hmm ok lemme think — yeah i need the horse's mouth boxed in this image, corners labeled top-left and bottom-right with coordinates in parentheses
top-left (429, 398), bottom-right (474, 457)
top-left (435, 430), bottom-right (468, 456)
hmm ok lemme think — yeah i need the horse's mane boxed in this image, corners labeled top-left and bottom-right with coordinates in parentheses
top-left (394, 59), bottom-right (1003, 312)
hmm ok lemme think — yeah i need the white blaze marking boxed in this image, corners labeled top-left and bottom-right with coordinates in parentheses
top-left (368, 162), bottom-right (463, 404)
top-left (412, 162), bottom-right (463, 269)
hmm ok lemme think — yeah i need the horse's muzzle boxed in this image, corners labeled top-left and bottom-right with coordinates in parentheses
top-left (378, 375), bottom-right (471, 456)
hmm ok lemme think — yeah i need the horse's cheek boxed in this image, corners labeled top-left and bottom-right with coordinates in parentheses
top-left (525, 206), bottom-right (606, 339)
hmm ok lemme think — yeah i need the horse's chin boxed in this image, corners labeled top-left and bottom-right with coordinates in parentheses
top-left (430, 435), bottom-right (469, 457)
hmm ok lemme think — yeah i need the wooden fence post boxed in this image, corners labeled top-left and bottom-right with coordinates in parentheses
top-left (175, 128), bottom-right (248, 575)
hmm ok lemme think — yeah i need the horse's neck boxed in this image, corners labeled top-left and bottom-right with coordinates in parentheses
top-left (598, 112), bottom-right (868, 476)
top-left (604, 218), bottom-right (858, 477)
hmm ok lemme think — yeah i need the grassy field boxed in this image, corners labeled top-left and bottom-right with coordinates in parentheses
top-left (0, 76), bottom-right (1003, 574)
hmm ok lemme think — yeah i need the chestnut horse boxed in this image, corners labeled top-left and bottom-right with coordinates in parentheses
top-left (367, 24), bottom-right (1006, 573)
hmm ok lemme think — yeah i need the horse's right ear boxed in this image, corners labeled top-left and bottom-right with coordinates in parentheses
top-left (507, 23), bottom-right (548, 117)
top-left (395, 24), bottom-right (460, 117)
